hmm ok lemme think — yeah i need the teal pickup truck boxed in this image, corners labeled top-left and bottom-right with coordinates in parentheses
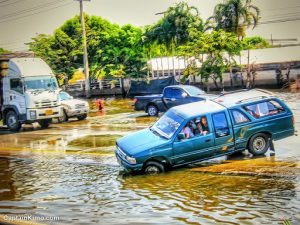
top-left (116, 89), bottom-right (295, 174)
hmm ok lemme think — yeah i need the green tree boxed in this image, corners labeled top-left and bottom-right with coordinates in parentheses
top-left (0, 48), bottom-right (10, 53)
top-left (209, 0), bottom-right (260, 40)
top-left (242, 36), bottom-right (269, 88)
top-left (144, 2), bottom-right (206, 78)
top-left (28, 14), bottom-right (147, 80)
top-left (179, 30), bottom-right (243, 90)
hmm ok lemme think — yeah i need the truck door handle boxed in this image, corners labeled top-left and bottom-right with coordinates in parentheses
top-left (164, 98), bottom-right (176, 101)
top-left (10, 95), bottom-right (13, 101)
top-left (205, 139), bottom-right (211, 142)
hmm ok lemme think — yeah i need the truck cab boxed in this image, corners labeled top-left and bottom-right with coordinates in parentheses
top-left (1, 58), bottom-right (62, 131)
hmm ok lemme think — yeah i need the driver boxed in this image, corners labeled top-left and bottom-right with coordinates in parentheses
top-left (182, 124), bottom-right (194, 139)
top-left (196, 116), bottom-right (209, 135)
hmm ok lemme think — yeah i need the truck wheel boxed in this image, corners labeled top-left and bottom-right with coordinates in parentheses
top-left (58, 110), bottom-right (68, 123)
top-left (77, 114), bottom-right (87, 121)
top-left (248, 133), bottom-right (270, 156)
top-left (144, 161), bottom-right (165, 175)
top-left (147, 105), bottom-right (158, 116)
top-left (38, 119), bottom-right (52, 129)
top-left (6, 111), bottom-right (21, 132)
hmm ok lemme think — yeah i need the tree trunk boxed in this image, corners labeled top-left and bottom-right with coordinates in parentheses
top-left (211, 75), bottom-right (219, 91)
top-left (155, 58), bottom-right (160, 79)
top-left (166, 56), bottom-right (170, 77)
top-left (246, 50), bottom-right (251, 89)
top-left (172, 56), bottom-right (176, 77)
top-left (160, 57), bottom-right (164, 78)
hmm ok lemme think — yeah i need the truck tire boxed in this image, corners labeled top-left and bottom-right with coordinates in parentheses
top-left (144, 161), bottom-right (165, 175)
top-left (38, 119), bottom-right (52, 129)
top-left (147, 105), bottom-right (158, 117)
top-left (77, 113), bottom-right (87, 121)
top-left (58, 110), bottom-right (68, 123)
top-left (6, 111), bottom-right (21, 132)
top-left (248, 133), bottom-right (270, 156)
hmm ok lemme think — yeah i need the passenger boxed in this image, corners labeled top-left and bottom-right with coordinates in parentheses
top-left (182, 124), bottom-right (194, 139)
top-left (199, 116), bottom-right (209, 135)
top-left (188, 120), bottom-right (197, 134)
top-left (194, 117), bottom-right (201, 135)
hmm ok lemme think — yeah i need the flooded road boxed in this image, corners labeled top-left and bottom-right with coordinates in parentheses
top-left (0, 92), bottom-right (300, 225)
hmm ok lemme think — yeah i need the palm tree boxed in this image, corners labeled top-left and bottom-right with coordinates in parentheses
top-left (209, 0), bottom-right (260, 40)
top-left (144, 2), bottom-right (206, 81)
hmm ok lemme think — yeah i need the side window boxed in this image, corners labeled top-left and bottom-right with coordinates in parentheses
top-left (181, 116), bottom-right (210, 139)
top-left (244, 100), bottom-right (285, 118)
top-left (172, 89), bottom-right (185, 99)
top-left (267, 100), bottom-right (285, 115)
top-left (164, 88), bottom-right (172, 98)
top-left (10, 79), bottom-right (23, 94)
top-left (231, 110), bottom-right (250, 124)
top-left (212, 112), bottom-right (230, 138)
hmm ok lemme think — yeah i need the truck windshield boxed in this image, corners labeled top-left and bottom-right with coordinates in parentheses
top-left (24, 76), bottom-right (58, 91)
top-left (184, 86), bottom-right (205, 96)
top-left (151, 111), bottom-right (184, 139)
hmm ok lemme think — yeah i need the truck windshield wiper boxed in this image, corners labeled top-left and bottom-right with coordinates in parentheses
top-left (150, 127), bottom-right (168, 139)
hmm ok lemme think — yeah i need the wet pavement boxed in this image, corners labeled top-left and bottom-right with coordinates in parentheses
top-left (0, 92), bottom-right (299, 225)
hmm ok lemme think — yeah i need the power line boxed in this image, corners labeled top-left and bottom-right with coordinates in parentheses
top-left (0, 2), bottom-right (73, 24)
top-left (0, 0), bottom-right (10, 4)
top-left (0, 0), bottom-right (68, 20)
top-left (0, 0), bottom-right (26, 7)
top-left (260, 17), bottom-right (300, 25)
top-left (264, 5), bottom-right (300, 11)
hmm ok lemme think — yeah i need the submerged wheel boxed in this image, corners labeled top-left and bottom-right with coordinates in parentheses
top-left (147, 105), bottom-right (158, 117)
top-left (58, 110), bottom-right (68, 123)
top-left (144, 161), bottom-right (165, 175)
top-left (38, 119), bottom-right (52, 129)
top-left (248, 133), bottom-right (270, 156)
top-left (6, 111), bottom-right (21, 132)
top-left (77, 113), bottom-right (87, 121)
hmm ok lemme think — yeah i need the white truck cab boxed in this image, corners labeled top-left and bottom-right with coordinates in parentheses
top-left (1, 58), bottom-right (62, 131)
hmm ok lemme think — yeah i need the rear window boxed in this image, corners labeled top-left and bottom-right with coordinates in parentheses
top-left (244, 100), bottom-right (285, 118)
top-left (212, 112), bottom-right (230, 138)
top-left (231, 110), bottom-right (250, 124)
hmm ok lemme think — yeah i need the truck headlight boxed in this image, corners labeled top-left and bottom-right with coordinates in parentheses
top-left (126, 155), bottom-right (136, 164)
top-left (29, 110), bottom-right (37, 120)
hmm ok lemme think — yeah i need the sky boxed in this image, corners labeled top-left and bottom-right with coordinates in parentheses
top-left (0, 0), bottom-right (300, 51)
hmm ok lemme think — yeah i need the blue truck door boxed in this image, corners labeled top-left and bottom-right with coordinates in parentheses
top-left (212, 111), bottom-right (235, 154)
top-left (163, 88), bottom-right (188, 108)
top-left (172, 133), bottom-right (214, 165)
top-left (172, 115), bottom-right (215, 165)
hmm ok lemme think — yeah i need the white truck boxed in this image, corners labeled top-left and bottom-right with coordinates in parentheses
top-left (0, 57), bottom-right (62, 131)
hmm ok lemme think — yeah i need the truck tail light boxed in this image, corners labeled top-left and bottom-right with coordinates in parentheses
top-left (292, 115), bottom-right (295, 126)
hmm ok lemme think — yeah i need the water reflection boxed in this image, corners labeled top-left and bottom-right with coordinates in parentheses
top-left (0, 155), bottom-right (299, 225)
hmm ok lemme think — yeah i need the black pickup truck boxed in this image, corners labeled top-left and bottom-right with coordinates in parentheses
top-left (134, 85), bottom-right (215, 116)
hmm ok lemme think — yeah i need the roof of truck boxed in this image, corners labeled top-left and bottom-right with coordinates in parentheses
top-left (8, 58), bottom-right (54, 77)
top-left (213, 89), bottom-right (275, 107)
top-left (170, 100), bottom-right (226, 119)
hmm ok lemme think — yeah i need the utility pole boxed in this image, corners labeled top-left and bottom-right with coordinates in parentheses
top-left (75, 0), bottom-right (91, 98)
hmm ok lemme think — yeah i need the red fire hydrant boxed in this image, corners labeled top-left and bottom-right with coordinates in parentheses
top-left (96, 99), bottom-right (104, 111)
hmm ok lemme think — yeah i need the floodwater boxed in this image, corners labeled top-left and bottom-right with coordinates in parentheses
top-left (0, 92), bottom-right (299, 225)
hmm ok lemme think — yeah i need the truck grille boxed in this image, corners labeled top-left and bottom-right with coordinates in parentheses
top-left (35, 100), bottom-right (58, 108)
top-left (75, 103), bottom-right (86, 109)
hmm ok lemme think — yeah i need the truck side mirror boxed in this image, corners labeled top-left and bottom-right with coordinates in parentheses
top-left (177, 133), bottom-right (185, 140)
top-left (182, 92), bottom-right (188, 98)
